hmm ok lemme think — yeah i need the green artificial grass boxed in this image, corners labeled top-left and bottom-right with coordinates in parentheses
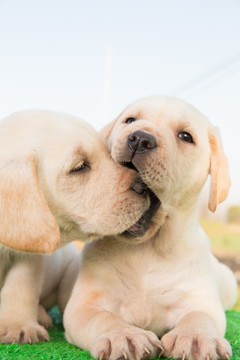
top-left (0, 308), bottom-right (239, 360)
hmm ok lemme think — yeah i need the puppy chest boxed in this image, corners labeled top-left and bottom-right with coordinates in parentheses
top-left (117, 276), bottom-right (180, 332)
top-left (119, 292), bottom-right (156, 330)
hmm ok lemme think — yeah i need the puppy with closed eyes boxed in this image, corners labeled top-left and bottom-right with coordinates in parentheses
top-left (0, 110), bottom-right (149, 344)
top-left (64, 96), bottom-right (237, 360)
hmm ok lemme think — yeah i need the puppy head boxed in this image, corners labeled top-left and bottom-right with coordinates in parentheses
top-left (102, 95), bottom-right (230, 235)
top-left (0, 110), bottom-right (150, 253)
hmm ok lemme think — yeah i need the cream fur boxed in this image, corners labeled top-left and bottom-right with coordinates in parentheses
top-left (64, 96), bottom-right (237, 360)
top-left (0, 110), bottom-right (148, 344)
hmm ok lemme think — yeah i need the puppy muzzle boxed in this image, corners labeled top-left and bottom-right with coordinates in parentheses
top-left (128, 130), bottom-right (157, 158)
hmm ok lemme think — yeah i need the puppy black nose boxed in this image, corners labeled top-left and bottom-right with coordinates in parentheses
top-left (128, 130), bottom-right (157, 155)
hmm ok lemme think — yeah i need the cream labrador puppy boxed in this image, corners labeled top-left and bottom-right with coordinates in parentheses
top-left (0, 110), bottom-right (150, 345)
top-left (63, 96), bottom-right (238, 360)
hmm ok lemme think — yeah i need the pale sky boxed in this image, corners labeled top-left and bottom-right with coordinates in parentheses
top-left (0, 0), bottom-right (239, 209)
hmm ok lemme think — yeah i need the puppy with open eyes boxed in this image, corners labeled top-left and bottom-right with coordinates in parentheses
top-left (0, 110), bottom-right (150, 344)
top-left (64, 96), bottom-right (238, 360)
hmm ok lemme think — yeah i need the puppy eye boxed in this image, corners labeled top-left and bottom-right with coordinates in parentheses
top-left (70, 161), bottom-right (89, 174)
top-left (178, 131), bottom-right (194, 144)
top-left (125, 117), bottom-right (136, 124)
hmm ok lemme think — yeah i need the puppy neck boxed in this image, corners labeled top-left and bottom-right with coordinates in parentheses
top-left (150, 203), bottom-right (201, 257)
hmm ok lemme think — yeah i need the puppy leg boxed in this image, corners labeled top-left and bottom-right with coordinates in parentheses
top-left (57, 254), bottom-right (80, 314)
top-left (64, 280), bottom-right (162, 360)
top-left (38, 305), bottom-right (52, 329)
top-left (0, 257), bottom-right (49, 344)
top-left (211, 255), bottom-right (238, 310)
top-left (161, 311), bottom-right (231, 360)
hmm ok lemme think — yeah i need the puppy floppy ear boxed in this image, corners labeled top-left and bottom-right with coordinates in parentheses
top-left (0, 154), bottom-right (60, 254)
top-left (100, 118), bottom-right (117, 142)
top-left (208, 127), bottom-right (231, 212)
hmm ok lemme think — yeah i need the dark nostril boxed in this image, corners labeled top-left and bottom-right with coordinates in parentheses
top-left (128, 130), bottom-right (157, 155)
top-left (128, 134), bottom-right (137, 145)
top-left (141, 139), bottom-right (155, 149)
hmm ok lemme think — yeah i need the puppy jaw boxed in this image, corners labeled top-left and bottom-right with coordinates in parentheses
top-left (114, 207), bottom-right (167, 245)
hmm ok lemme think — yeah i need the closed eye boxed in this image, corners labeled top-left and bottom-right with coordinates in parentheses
top-left (70, 161), bottom-right (89, 174)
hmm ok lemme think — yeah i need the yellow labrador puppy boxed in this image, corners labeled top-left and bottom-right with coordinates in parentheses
top-left (64, 96), bottom-right (237, 360)
top-left (0, 110), bottom-right (150, 344)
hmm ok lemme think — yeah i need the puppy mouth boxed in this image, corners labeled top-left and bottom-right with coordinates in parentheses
top-left (123, 188), bottom-right (160, 238)
top-left (121, 161), bottom-right (138, 172)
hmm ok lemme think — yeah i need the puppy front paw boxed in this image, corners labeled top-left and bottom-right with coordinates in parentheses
top-left (0, 320), bottom-right (49, 344)
top-left (161, 329), bottom-right (232, 360)
top-left (92, 327), bottom-right (162, 360)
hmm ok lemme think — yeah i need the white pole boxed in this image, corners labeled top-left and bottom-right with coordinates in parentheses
top-left (101, 46), bottom-right (113, 127)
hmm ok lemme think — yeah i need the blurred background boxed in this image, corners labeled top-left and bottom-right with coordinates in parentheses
top-left (0, 0), bottom-right (239, 307)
